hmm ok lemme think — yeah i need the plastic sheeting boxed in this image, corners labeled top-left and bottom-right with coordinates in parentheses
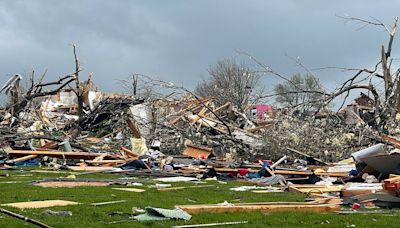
top-left (134, 207), bottom-right (191, 221)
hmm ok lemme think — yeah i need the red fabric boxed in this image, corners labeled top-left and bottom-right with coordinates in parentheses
top-left (352, 203), bottom-right (361, 210)
top-left (228, 171), bottom-right (238, 177)
top-left (238, 169), bottom-right (250, 176)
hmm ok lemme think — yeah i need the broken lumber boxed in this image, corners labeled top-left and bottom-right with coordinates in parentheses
top-left (112, 188), bottom-right (145, 192)
top-left (127, 118), bottom-right (141, 138)
top-left (341, 183), bottom-right (383, 197)
top-left (90, 200), bottom-right (127, 206)
top-left (214, 168), bottom-right (312, 176)
top-left (384, 175), bottom-right (400, 184)
top-left (8, 155), bottom-right (38, 163)
top-left (183, 144), bottom-right (214, 159)
top-left (382, 134), bottom-right (400, 149)
top-left (85, 160), bottom-right (127, 165)
top-left (172, 221), bottom-right (248, 228)
top-left (288, 185), bottom-right (343, 194)
top-left (7, 150), bottom-right (115, 160)
top-left (1, 200), bottom-right (79, 209)
top-left (67, 166), bottom-right (114, 171)
top-left (120, 147), bottom-right (139, 158)
top-left (176, 202), bottom-right (339, 213)
top-left (158, 185), bottom-right (214, 192)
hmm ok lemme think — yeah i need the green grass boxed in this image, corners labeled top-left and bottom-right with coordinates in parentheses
top-left (0, 168), bottom-right (399, 227)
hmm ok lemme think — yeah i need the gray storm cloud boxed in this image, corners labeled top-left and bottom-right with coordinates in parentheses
top-left (0, 0), bottom-right (398, 103)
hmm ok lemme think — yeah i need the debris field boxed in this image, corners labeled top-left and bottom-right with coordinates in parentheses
top-left (2, 17), bottom-right (400, 228)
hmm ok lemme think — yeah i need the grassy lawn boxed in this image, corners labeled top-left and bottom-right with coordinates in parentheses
top-left (0, 168), bottom-right (399, 227)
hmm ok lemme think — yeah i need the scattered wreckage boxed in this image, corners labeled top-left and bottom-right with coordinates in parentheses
top-left (3, 72), bottom-right (400, 227)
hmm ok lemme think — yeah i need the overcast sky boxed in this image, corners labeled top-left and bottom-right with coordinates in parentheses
top-left (0, 0), bottom-right (399, 104)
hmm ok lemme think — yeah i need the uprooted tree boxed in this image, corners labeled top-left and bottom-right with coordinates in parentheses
top-left (195, 58), bottom-right (263, 112)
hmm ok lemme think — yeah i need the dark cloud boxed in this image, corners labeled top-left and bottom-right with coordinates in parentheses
top-left (0, 0), bottom-right (399, 102)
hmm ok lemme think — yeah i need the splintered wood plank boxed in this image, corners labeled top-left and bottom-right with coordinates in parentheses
top-left (9, 155), bottom-right (38, 163)
top-left (209, 102), bottom-right (231, 116)
top-left (191, 101), bottom-right (211, 123)
top-left (127, 118), bottom-right (142, 138)
top-left (383, 135), bottom-right (400, 148)
top-left (85, 160), bottom-right (127, 165)
top-left (39, 141), bottom-right (59, 150)
top-left (183, 145), bottom-right (213, 159)
top-left (310, 198), bottom-right (342, 205)
top-left (2, 200), bottom-right (79, 209)
top-left (90, 200), bottom-right (127, 206)
top-left (385, 175), bottom-right (400, 184)
top-left (120, 147), bottom-right (139, 158)
top-left (341, 183), bottom-right (383, 197)
top-left (274, 170), bottom-right (312, 175)
top-left (8, 150), bottom-right (115, 160)
top-left (213, 168), bottom-right (312, 176)
top-left (34, 181), bottom-right (110, 188)
top-left (176, 203), bottom-right (340, 213)
top-left (67, 166), bottom-right (114, 171)
top-left (112, 188), bottom-right (146, 192)
top-left (252, 190), bottom-right (285, 193)
top-left (158, 185), bottom-right (214, 192)
top-left (314, 171), bottom-right (349, 177)
top-left (288, 185), bottom-right (343, 194)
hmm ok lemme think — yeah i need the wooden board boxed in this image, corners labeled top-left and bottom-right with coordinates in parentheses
top-left (85, 160), bottom-right (127, 165)
top-left (183, 144), bottom-right (213, 159)
top-left (288, 185), bottom-right (343, 194)
top-left (67, 166), bottom-right (114, 171)
top-left (314, 172), bottom-right (349, 177)
top-left (8, 150), bottom-right (115, 160)
top-left (127, 118), bottom-right (142, 138)
top-left (310, 198), bottom-right (342, 205)
top-left (90, 200), bottom-right (127, 206)
top-left (120, 147), bottom-right (139, 158)
top-left (214, 168), bottom-right (312, 176)
top-left (112, 188), bottom-right (145, 192)
top-left (384, 176), bottom-right (400, 184)
top-left (382, 134), bottom-right (400, 149)
top-left (2, 200), bottom-right (79, 209)
top-left (176, 202), bottom-right (339, 213)
top-left (341, 183), bottom-right (383, 197)
top-left (252, 190), bottom-right (285, 193)
top-left (34, 181), bottom-right (110, 188)
top-left (9, 155), bottom-right (38, 163)
top-left (158, 185), bottom-right (214, 192)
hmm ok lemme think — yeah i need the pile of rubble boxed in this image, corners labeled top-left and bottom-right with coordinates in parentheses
top-left (0, 78), bottom-right (396, 170)
top-left (261, 114), bottom-right (381, 162)
top-left (3, 74), bottom-right (400, 217)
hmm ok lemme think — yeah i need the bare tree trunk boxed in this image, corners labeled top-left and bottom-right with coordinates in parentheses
top-left (72, 44), bottom-right (84, 119)
top-left (381, 45), bottom-right (391, 99)
top-left (77, 94), bottom-right (84, 118)
top-left (132, 74), bottom-right (138, 97)
top-left (396, 74), bottom-right (400, 113)
top-left (150, 104), bottom-right (157, 141)
top-left (10, 85), bottom-right (19, 116)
